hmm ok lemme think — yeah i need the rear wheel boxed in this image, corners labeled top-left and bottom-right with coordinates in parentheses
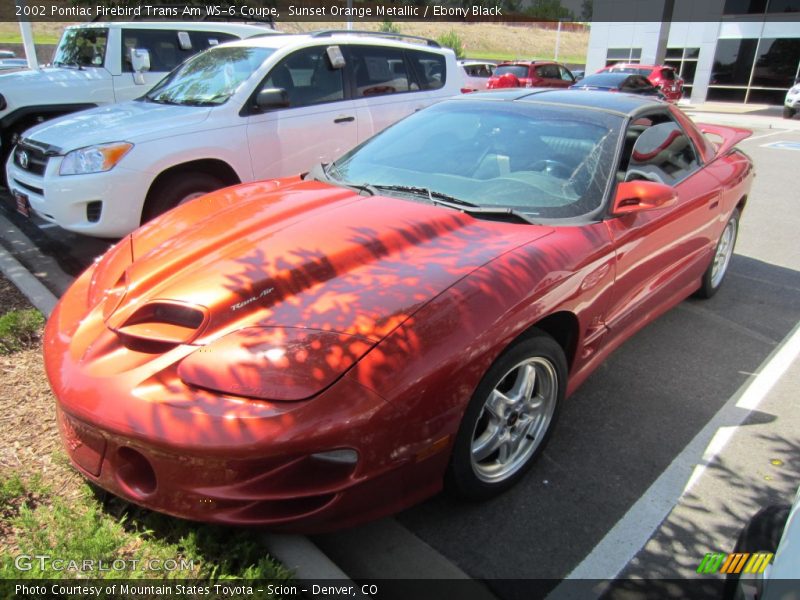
top-left (446, 333), bottom-right (566, 500)
top-left (783, 106), bottom-right (796, 119)
top-left (141, 172), bottom-right (224, 224)
top-left (696, 209), bottom-right (739, 299)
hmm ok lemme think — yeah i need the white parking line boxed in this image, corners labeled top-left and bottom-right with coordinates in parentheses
top-left (547, 320), bottom-right (800, 594)
top-left (742, 129), bottom-right (790, 142)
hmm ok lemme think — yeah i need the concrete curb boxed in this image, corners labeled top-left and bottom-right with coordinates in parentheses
top-left (0, 243), bottom-right (57, 316)
top-left (0, 215), bottom-right (357, 590)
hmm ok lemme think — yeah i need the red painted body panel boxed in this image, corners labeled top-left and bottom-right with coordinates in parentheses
top-left (599, 63), bottom-right (684, 101)
top-left (44, 111), bottom-right (754, 531)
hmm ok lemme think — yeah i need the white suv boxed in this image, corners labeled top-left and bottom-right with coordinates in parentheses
top-left (785, 79), bottom-right (799, 119)
top-left (7, 31), bottom-right (459, 237)
top-left (0, 21), bottom-right (273, 171)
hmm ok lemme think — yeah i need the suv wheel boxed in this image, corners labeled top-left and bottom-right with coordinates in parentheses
top-left (142, 172), bottom-right (225, 224)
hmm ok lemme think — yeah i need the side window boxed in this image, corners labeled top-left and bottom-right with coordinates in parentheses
top-left (661, 68), bottom-right (676, 81)
top-left (406, 49), bottom-right (446, 90)
top-left (122, 29), bottom-right (236, 73)
top-left (346, 46), bottom-right (412, 97)
top-left (559, 66), bottom-right (575, 82)
top-left (261, 46), bottom-right (344, 109)
top-left (534, 65), bottom-right (548, 78)
top-left (624, 119), bottom-right (701, 185)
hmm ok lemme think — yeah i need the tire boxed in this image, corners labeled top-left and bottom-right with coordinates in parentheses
top-left (446, 332), bottom-right (567, 500)
top-left (722, 504), bottom-right (790, 600)
top-left (696, 208), bottom-right (739, 299)
top-left (783, 106), bottom-right (796, 120)
top-left (141, 172), bottom-right (225, 224)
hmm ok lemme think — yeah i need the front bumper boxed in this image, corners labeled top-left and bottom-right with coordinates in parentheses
top-left (6, 153), bottom-right (149, 238)
top-left (44, 269), bottom-right (445, 531)
top-left (785, 91), bottom-right (799, 109)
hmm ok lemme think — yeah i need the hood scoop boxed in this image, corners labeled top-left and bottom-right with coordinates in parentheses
top-left (109, 301), bottom-right (208, 350)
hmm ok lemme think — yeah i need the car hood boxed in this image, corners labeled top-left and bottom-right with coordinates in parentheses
top-left (98, 179), bottom-right (553, 347)
top-left (0, 66), bottom-right (109, 112)
top-left (22, 100), bottom-right (211, 151)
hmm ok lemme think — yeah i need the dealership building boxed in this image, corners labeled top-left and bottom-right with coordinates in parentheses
top-left (586, 0), bottom-right (800, 105)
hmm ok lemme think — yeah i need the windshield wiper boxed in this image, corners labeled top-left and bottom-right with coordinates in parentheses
top-left (370, 184), bottom-right (539, 225)
top-left (305, 164), bottom-right (378, 197)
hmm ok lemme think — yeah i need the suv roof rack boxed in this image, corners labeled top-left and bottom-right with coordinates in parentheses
top-left (310, 30), bottom-right (440, 48)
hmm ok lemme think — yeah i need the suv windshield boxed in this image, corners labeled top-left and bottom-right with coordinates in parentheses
top-left (52, 28), bottom-right (108, 68)
top-left (329, 100), bottom-right (621, 221)
top-left (146, 46), bottom-right (274, 107)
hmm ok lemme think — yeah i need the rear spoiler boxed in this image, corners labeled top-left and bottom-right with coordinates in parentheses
top-left (697, 123), bottom-right (752, 156)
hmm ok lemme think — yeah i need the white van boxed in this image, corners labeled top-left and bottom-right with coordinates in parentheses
top-left (7, 31), bottom-right (459, 237)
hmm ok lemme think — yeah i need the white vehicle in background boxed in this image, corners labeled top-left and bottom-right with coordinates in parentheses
top-left (7, 31), bottom-right (460, 238)
top-left (458, 59), bottom-right (495, 92)
top-left (784, 79), bottom-right (799, 119)
top-left (0, 21), bottom-right (275, 170)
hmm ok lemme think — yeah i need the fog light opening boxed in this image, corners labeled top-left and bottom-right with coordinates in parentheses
top-left (116, 447), bottom-right (157, 497)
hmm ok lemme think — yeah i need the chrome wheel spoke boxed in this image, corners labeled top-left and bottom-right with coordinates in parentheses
top-left (472, 423), bottom-right (504, 462)
top-left (485, 389), bottom-right (509, 419)
top-left (509, 363), bottom-right (536, 403)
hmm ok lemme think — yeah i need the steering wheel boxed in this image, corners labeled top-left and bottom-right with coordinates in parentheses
top-left (530, 159), bottom-right (573, 179)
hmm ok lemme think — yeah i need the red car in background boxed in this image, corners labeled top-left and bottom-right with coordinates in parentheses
top-left (600, 63), bottom-right (684, 101)
top-left (487, 60), bottom-right (576, 89)
top-left (46, 90), bottom-right (752, 532)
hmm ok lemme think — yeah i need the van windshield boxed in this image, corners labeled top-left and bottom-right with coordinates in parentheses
top-left (145, 46), bottom-right (274, 107)
top-left (53, 28), bottom-right (108, 68)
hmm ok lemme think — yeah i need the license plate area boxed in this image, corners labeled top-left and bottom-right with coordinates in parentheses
top-left (13, 190), bottom-right (30, 218)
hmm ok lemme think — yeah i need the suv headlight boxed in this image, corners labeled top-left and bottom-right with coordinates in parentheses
top-left (59, 142), bottom-right (133, 176)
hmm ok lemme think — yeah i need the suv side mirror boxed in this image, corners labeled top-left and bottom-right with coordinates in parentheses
top-left (255, 88), bottom-right (290, 111)
top-left (131, 48), bottom-right (150, 85)
top-left (611, 180), bottom-right (677, 215)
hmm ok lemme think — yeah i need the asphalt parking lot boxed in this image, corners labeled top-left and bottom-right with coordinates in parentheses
top-left (1, 115), bottom-right (799, 599)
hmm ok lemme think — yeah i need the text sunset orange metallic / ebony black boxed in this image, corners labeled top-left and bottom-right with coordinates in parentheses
top-left (45, 90), bottom-right (753, 532)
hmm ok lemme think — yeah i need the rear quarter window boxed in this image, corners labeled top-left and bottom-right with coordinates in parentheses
top-left (407, 49), bottom-right (447, 91)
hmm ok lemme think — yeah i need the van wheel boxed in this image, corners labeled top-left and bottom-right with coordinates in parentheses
top-left (141, 172), bottom-right (224, 224)
top-left (783, 106), bottom-right (796, 119)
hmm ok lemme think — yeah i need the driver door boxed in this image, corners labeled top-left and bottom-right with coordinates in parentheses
top-left (603, 113), bottom-right (723, 341)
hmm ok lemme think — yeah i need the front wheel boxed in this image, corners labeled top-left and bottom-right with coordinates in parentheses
top-left (446, 333), bottom-right (566, 500)
top-left (696, 209), bottom-right (739, 299)
top-left (141, 172), bottom-right (225, 224)
top-left (783, 106), bottom-right (796, 119)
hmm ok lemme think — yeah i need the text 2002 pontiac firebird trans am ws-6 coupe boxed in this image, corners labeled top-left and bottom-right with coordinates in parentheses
top-left (45, 90), bottom-right (754, 532)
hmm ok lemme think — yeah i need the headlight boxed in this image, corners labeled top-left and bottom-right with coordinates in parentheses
top-left (791, 86), bottom-right (800, 94)
top-left (59, 142), bottom-right (133, 176)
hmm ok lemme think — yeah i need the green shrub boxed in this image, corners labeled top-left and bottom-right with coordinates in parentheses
top-left (436, 30), bottom-right (466, 59)
top-left (0, 308), bottom-right (45, 354)
top-left (379, 20), bottom-right (401, 34)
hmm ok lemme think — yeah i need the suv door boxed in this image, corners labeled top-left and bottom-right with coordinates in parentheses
top-left (245, 45), bottom-right (357, 180)
top-left (346, 45), bottom-right (444, 142)
top-left (113, 29), bottom-right (238, 101)
top-left (604, 114), bottom-right (723, 340)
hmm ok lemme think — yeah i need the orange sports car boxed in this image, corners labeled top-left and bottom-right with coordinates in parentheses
top-left (45, 90), bottom-right (753, 532)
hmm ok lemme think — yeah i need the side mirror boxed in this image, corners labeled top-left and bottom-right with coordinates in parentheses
top-left (131, 48), bottom-right (150, 85)
top-left (255, 87), bottom-right (290, 111)
top-left (611, 180), bottom-right (677, 215)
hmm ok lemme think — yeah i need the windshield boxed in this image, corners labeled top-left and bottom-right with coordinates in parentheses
top-left (494, 65), bottom-right (529, 78)
top-left (329, 100), bottom-right (622, 221)
top-left (145, 46), bottom-right (274, 107)
top-left (52, 28), bottom-right (108, 68)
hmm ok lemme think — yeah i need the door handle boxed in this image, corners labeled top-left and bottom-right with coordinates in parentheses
top-left (334, 115), bottom-right (355, 123)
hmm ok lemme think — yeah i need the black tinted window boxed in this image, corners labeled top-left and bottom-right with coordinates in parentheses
top-left (626, 121), bottom-right (700, 185)
top-left (406, 50), bottom-right (446, 90)
top-left (263, 46), bottom-right (344, 108)
top-left (122, 29), bottom-right (238, 73)
top-left (346, 46), bottom-right (412, 97)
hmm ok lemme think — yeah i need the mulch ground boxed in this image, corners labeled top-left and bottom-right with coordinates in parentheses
top-left (0, 272), bottom-right (81, 498)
